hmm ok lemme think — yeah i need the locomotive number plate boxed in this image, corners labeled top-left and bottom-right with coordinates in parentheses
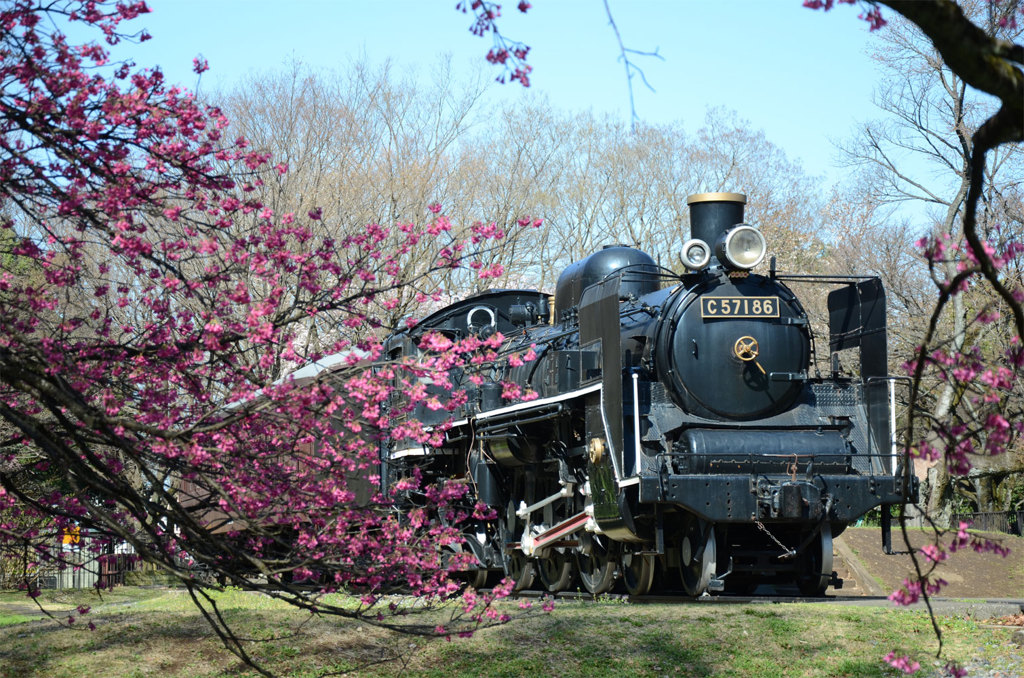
top-left (701, 296), bottom-right (780, 318)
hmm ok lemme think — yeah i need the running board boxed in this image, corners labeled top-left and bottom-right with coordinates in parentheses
top-left (520, 511), bottom-right (590, 557)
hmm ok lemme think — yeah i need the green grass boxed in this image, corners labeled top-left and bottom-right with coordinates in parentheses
top-left (0, 611), bottom-right (32, 627)
top-left (0, 588), bottom-right (1020, 677)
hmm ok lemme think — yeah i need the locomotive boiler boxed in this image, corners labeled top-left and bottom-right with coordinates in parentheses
top-left (381, 192), bottom-right (916, 596)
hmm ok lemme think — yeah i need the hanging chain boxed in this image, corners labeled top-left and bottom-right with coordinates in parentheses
top-left (754, 519), bottom-right (796, 560)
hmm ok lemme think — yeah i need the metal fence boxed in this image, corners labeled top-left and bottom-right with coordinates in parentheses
top-left (1, 539), bottom-right (139, 591)
top-left (39, 549), bottom-right (100, 590)
top-left (951, 510), bottom-right (1024, 536)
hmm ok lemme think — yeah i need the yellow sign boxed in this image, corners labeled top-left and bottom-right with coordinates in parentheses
top-left (62, 526), bottom-right (80, 545)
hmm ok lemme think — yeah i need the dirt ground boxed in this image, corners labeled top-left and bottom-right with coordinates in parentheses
top-left (835, 526), bottom-right (1024, 600)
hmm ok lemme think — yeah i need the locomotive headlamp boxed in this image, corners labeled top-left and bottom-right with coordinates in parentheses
top-left (680, 238), bottom-right (711, 271)
top-left (716, 224), bottom-right (766, 270)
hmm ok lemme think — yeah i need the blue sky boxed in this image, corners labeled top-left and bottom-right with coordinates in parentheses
top-left (129, 1), bottom-right (887, 183)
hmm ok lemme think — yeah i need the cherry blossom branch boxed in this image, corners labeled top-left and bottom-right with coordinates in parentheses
top-left (0, 8), bottom-right (549, 673)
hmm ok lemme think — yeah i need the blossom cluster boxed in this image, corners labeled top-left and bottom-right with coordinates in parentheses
top-left (883, 652), bottom-right (921, 675)
top-left (888, 574), bottom-right (948, 606)
top-left (456, 0), bottom-right (533, 86)
top-left (802, 0), bottom-right (887, 31)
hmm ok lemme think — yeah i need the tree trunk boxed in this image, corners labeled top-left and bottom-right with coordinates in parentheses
top-left (975, 475), bottom-right (995, 513)
top-left (927, 464), bottom-right (954, 527)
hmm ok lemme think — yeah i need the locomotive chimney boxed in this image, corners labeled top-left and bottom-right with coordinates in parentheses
top-left (686, 192), bottom-right (747, 245)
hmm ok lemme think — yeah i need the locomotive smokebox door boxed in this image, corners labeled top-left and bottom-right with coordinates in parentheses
top-left (658, 277), bottom-right (810, 420)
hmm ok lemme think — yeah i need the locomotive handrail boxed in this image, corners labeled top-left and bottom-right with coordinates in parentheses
top-left (664, 452), bottom-right (901, 462)
top-left (867, 375), bottom-right (915, 487)
top-left (595, 263), bottom-right (684, 285)
top-left (662, 450), bottom-right (903, 477)
top-left (772, 273), bottom-right (883, 283)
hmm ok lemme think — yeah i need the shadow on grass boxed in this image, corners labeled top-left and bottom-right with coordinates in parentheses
top-left (0, 608), bottom-right (402, 678)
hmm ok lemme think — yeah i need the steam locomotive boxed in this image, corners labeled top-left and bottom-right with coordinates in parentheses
top-left (381, 192), bottom-right (916, 596)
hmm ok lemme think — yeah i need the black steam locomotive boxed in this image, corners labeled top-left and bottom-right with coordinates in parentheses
top-left (381, 192), bottom-right (916, 596)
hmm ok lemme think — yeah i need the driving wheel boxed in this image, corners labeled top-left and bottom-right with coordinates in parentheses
top-left (577, 533), bottom-right (617, 595)
top-left (680, 516), bottom-right (717, 597)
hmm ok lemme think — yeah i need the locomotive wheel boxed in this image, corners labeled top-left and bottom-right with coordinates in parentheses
top-left (459, 568), bottom-right (489, 590)
top-left (538, 551), bottom-right (576, 593)
top-left (577, 533), bottom-right (618, 595)
top-left (536, 502), bottom-right (577, 593)
top-left (680, 517), bottom-right (717, 597)
top-left (796, 523), bottom-right (833, 597)
top-left (448, 545), bottom-right (489, 590)
top-left (500, 501), bottom-right (535, 591)
top-left (447, 531), bottom-right (490, 590)
top-left (504, 551), bottom-right (535, 591)
top-left (620, 552), bottom-right (655, 596)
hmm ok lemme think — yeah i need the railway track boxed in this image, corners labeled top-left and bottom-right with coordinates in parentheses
top-left (506, 588), bottom-right (1024, 618)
